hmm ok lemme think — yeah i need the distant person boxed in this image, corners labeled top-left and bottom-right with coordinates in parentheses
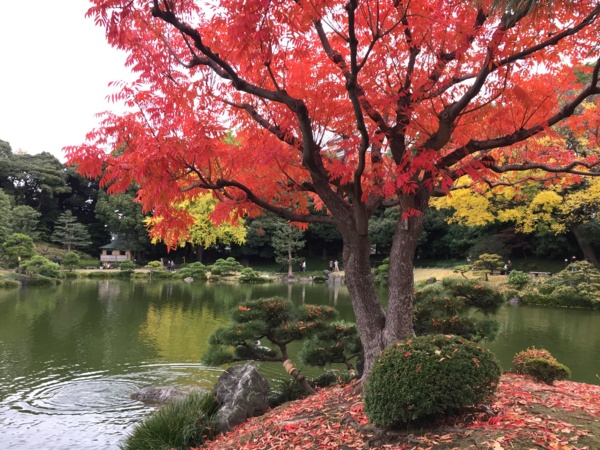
top-left (301, 261), bottom-right (306, 272)
top-left (333, 260), bottom-right (339, 272)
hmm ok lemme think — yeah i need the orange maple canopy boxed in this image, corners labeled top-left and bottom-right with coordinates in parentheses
top-left (65, 0), bottom-right (600, 247)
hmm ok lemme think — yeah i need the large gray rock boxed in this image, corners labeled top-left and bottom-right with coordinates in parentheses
top-left (214, 363), bottom-right (270, 432)
top-left (130, 386), bottom-right (188, 404)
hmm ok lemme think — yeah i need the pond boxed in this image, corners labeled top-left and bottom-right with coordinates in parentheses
top-left (0, 280), bottom-right (598, 449)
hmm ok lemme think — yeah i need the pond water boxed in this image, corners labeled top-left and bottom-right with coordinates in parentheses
top-left (0, 280), bottom-right (598, 449)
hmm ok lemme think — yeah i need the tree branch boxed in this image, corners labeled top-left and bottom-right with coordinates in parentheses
top-left (182, 178), bottom-right (335, 224)
top-left (440, 57), bottom-right (600, 168)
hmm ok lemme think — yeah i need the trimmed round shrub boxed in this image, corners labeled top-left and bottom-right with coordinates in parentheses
top-left (119, 260), bottom-right (137, 271)
top-left (63, 271), bottom-right (79, 279)
top-left (512, 347), bottom-right (556, 370)
top-left (507, 270), bottom-right (529, 289)
top-left (364, 334), bottom-right (501, 427)
top-left (520, 358), bottom-right (571, 385)
top-left (176, 262), bottom-right (208, 281)
top-left (0, 279), bottom-right (20, 288)
top-left (27, 275), bottom-right (62, 287)
top-left (512, 347), bottom-right (570, 385)
top-left (239, 267), bottom-right (267, 283)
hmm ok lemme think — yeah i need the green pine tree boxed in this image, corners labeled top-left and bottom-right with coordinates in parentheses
top-left (51, 211), bottom-right (91, 251)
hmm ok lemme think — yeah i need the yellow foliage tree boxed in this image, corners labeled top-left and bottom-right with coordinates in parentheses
top-left (147, 194), bottom-right (246, 262)
top-left (433, 177), bottom-right (600, 264)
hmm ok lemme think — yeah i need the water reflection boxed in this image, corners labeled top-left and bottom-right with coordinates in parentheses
top-left (0, 280), bottom-right (599, 449)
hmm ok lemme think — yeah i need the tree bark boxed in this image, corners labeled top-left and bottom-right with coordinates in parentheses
top-left (195, 244), bottom-right (204, 262)
top-left (341, 229), bottom-right (386, 379)
top-left (287, 243), bottom-right (294, 277)
top-left (341, 192), bottom-right (429, 378)
top-left (570, 223), bottom-right (599, 265)
top-left (384, 213), bottom-right (425, 345)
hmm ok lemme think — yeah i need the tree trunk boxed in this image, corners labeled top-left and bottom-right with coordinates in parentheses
top-left (570, 224), bottom-right (599, 265)
top-left (287, 243), bottom-right (294, 277)
top-left (341, 192), bottom-right (429, 378)
top-left (384, 210), bottom-right (425, 345)
top-left (382, 191), bottom-right (429, 354)
top-left (282, 359), bottom-right (315, 394)
top-left (341, 230), bottom-right (386, 379)
top-left (195, 244), bottom-right (204, 262)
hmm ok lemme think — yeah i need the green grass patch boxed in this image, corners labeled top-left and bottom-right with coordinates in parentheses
top-left (120, 391), bottom-right (219, 450)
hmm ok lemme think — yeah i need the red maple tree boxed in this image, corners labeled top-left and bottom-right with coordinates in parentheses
top-left (66, 0), bottom-right (600, 377)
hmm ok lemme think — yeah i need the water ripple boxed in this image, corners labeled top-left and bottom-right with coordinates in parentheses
top-left (0, 362), bottom-right (222, 450)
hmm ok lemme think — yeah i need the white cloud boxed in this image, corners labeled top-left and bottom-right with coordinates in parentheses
top-left (0, 1), bottom-right (133, 161)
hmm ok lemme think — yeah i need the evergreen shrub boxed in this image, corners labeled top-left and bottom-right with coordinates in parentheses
top-left (0, 279), bottom-right (20, 288)
top-left (512, 347), bottom-right (570, 385)
top-left (210, 257), bottom-right (244, 276)
top-left (120, 391), bottom-right (218, 450)
top-left (150, 270), bottom-right (175, 279)
top-left (208, 267), bottom-right (221, 279)
top-left (373, 258), bottom-right (389, 285)
top-left (512, 347), bottom-right (556, 368)
top-left (518, 261), bottom-right (600, 309)
top-left (507, 270), bottom-right (529, 288)
top-left (413, 278), bottom-right (502, 342)
top-left (84, 270), bottom-right (123, 279)
top-left (27, 275), bottom-right (62, 287)
top-left (238, 267), bottom-right (268, 283)
top-left (520, 358), bottom-right (571, 385)
top-left (119, 260), bottom-right (137, 271)
top-left (61, 251), bottom-right (81, 271)
top-left (63, 271), bottom-right (79, 279)
top-left (364, 334), bottom-right (501, 427)
top-left (176, 262), bottom-right (208, 281)
top-left (503, 289), bottom-right (520, 302)
top-left (20, 255), bottom-right (60, 279)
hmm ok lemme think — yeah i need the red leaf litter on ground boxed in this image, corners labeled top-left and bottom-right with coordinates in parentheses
top-left (196, 374), bottom-right (600, 450)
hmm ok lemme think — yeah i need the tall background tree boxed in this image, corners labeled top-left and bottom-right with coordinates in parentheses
top-left (272, 220), bottom-right (306, 277)
top-left (67, 0), bottom-right (600, 377)
top-left (94, 189), bottom-right (151, 260)
top-left (0, 146), bottom-right (70, 235)
top-left (0, 189), bottom-right (12, 244)
top-left (59, 167), bottom-right (111, 252)
top-left (51, 211), bottom-right (92, 252)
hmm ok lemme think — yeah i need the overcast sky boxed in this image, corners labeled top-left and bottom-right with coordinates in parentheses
top-left (0, 1), bottom-right (132, 162)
